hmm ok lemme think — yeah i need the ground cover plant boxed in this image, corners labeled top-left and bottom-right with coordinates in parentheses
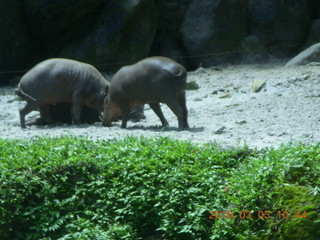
top-left (0, 137), bottom-right (319, 239)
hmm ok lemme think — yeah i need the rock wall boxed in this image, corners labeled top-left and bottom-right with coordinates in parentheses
top-left (0, 0), bottom-right (319, 83)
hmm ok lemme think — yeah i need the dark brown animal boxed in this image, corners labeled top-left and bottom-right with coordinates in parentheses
top-left (16, 58), bottom-right (109, 128)
top-left (102, 56), bottom-right (189, 129)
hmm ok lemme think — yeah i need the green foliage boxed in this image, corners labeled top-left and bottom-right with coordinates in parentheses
top-left (186, 81), bottom-right (200, 90)
top-left (268, 185), bottom-right (320, 239)
top-left (0, 137), bottom-right (319, 240)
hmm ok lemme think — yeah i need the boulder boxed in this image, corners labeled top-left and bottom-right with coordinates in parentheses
top-left (0, 0), bottom-right (35, 83)
top-left (286, 43), bottom-right (320, 67)
top-left (302, 19), bottom-right (320, 50)
top-left (248, 0), bottom-right (316, 57)
top-left (239, 35), bottom-right (269, 64)
top-left (60, 0), bottom-right (158, 72)
top-left (181, 0), bottom-right (248, 69)
top-left (151, 0), bottom-right (190, 67)
top-left (22, 0), bottom-right (107, 56)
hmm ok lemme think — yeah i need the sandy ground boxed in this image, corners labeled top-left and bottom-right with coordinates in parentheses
top-left (1, 62), bottom-right (319, 149)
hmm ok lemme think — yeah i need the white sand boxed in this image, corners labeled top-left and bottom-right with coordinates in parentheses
top-left (1, 62), bottom-right (319, 149)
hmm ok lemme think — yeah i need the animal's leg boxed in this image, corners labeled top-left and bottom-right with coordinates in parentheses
top-left (165, 100), bottom-right (189, 129)
top-left (177, 92), bottom-right (189, 128)
top-left (39, 105), bottom-right (55, 125)
top-left (119, 103), bottom-right (130, 128)
top-left (149, 103), bottom-right (169, 127)
top-left (72, 92), bottom-right (83, 125)
top-left (128, 105), bottom-right (146, 122)
top-left (19, 102), bottom-right (36, 128)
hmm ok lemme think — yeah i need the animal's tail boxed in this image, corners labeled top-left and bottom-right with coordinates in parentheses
top-left (164, 65), bottom-right (187, 80)
top-left (15, 86), bottom-right (36, 102)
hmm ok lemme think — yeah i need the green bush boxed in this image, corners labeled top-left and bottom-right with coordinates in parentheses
top-left (0, 137), bottom-right (319, 239)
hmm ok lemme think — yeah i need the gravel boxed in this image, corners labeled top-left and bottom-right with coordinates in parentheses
top-left (1, 62), bottom-right (319, 149)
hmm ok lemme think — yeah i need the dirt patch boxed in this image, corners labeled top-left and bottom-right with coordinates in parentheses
top-left (1, 62), bottom-right (319, 149)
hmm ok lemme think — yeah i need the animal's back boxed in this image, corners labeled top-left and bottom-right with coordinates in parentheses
top-left (109, 56), bottom-right (187, 103)
top-left (18, 59), bottom-right (100, 103)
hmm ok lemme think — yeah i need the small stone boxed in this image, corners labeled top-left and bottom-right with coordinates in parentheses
top-left (235, 120), bottom-right (247, 125)
top-left (252, 80), bottom-right (266, 93)
top-left (277, 132), bottom-right (287, 137)
top-left (214, 126), bottom-right (226, 134)
top-left (218, 92), bottom-right (231, 99)
top-left (186, 81), bottom-right (200, 90)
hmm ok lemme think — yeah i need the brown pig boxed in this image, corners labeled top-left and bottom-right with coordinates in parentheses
top-left (102, 56), bottom-right (189, 129)
top-left (16, 58), bottom-right (109, 128)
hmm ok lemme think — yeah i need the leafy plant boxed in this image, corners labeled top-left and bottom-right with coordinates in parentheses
top-left (0, 137), bottom-right (319, 239)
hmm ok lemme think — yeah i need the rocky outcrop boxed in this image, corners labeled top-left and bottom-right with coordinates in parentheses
top-left (286, 43), bottom-right (320, 67)
top-left (0, 0), bottom-right (320, 84)
top-left (239, 35), bottom-right (269, 64)
top-left (302, 19), bottom-right (320, 50)
top-left (181, 0), bottom-right (248, 68)
top-left (60, 0), bottom-right (158, 72)
top-left (248, 0), bottom-right (316, 57)
top-left (23, 0), bottom-right (106, 56)
top-left (0, 0), bottom-right (35, 82)
top-left (151, 0), bottom-right (191, 67)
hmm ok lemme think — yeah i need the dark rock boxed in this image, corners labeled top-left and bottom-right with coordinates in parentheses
top-left (239, 35), bottom-right (269, 64)
top-left (9, 76), bottom-right (22, 87)
top-left (214, 126), bottom-right (226, 134)
top-left (302, 19), bottom-right (320, 50)
top-left (151, 0), bottom-right (190, 67)
top-left (181, 0), bottom-right (248, 68)
top-left (1, 0), bottom-right (320, 85)
top-left (59, 0), bottom-right (158, 72)
top-left (235, 120), bottom-right (247, 125)
top-left (0, 0), bottom-right (35, 83)
top-left (23, 0), bottom-right (106, 56)
top-left (249, 0), bottom-right (316, 57)
top-left (286, 43), bottom-right (320, 67)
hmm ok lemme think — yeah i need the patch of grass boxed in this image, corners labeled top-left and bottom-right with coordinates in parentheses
top-left (0, 137), bottom-right (319, 239)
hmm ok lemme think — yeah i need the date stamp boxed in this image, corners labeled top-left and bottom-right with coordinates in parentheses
top-left (208, 210), bottom-right (307, 220)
